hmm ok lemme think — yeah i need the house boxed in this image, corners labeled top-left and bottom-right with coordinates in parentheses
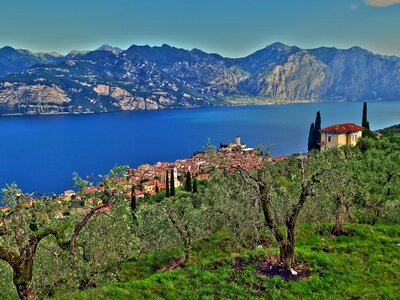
top-left (320, 123), bottom-right (364, 150)
top-left (134, 189), bottom-right (145, 199)
top-left (196, 174), bottom-right (210, 180)
top-left (156, 183), bottom-right (166, 190)
top-left (64, 190), bottom-right (75, 197)
top-left (142, 180), bottom-right (157, 193)
top-left (0, 206), bottom-right (9, 213)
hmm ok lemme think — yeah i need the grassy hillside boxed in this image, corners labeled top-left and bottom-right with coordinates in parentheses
top-left (52, 224), bottom-right (400, 300)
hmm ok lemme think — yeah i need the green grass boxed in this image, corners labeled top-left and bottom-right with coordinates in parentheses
top-left (51, 224), bottom-right (400, 300)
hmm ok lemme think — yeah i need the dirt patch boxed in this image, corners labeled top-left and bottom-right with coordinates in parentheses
top-left (232, 256), bottom-right (260, 271)
top-left (233, 257), bottom-right (245, 271)
top-left (160, 258), bottom-right (186, 272)
top-left (256, 256), bottom-right (311, 281)
top-left (206, 259), bottom-right (225, 271)
top-left (227, 257), bottom-right (268, 292)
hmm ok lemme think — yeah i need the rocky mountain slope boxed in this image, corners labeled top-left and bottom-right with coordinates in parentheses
top-left (0, 42), bottom-right (399, 115)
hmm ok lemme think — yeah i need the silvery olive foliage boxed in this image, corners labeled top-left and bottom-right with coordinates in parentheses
top-left (135, 191), bottom-right (210, 263)
top-left (0, 166), bottom-right (138, 300)
top-left (204, 171), bottom-right (268, 248)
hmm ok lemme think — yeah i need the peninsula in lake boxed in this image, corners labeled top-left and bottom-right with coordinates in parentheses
top-left (1, 42), bottom-right (400, 115)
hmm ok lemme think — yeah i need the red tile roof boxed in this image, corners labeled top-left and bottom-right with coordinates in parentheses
top-left (320, 123), bottom-right (364, 134)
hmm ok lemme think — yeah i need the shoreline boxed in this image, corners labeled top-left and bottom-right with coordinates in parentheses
top-left (0, 98), bottom-right (394, 118)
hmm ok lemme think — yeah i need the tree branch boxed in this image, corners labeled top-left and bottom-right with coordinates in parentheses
top-left (0, 244), bottom-right (20, 269)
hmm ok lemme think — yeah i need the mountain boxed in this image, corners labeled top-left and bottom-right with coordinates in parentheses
top-left (96, 44), bottom-right (123, 55)
top-left (0, 46), bottom-right (64, 77)
top-left (0, 43), bottom-right (400, 115)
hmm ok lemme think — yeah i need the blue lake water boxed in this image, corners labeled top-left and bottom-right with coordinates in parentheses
top-left (0, 101), bottom-right (400, 198)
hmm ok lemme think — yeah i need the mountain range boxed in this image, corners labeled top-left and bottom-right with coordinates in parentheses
top-left (0, 42), bottom-right (399, 115)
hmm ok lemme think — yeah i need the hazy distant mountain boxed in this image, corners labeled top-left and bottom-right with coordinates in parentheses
top-left (96, 44), bottom-right (123, 55)
top-left (0, 42), bottom-right (399, 115)
top-left (0, 46), bottom-right (64, 77)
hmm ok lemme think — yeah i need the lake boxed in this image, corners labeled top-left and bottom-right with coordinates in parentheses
top-left (0, 101), bottom-right (400, 197)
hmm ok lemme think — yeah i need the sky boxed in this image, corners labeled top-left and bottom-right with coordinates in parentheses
top-left (0, 0), bottom-right (399, 57)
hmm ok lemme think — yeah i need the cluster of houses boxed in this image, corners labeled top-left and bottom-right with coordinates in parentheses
top-left (124, 136), bottom-right (263, 199)
top-left (31, 136), bottom-right (263, 205)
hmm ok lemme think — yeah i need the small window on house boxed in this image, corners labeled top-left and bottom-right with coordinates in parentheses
top-left (328, 135), bottom-right (332, 143)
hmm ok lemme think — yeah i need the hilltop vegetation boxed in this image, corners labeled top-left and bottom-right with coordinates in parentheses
top-left (1, 43), bottom-right (400, 115)
top-left (1, 132), bottom-right (400, 299)
top-left (377, 124), bottom-right (400, 135)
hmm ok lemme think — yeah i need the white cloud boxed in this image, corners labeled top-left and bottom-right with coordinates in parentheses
top-left (365, 0), bottom-right (400, 7)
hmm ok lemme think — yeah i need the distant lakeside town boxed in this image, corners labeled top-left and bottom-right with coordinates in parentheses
top-left (60, 136), bottom-right (270, 202)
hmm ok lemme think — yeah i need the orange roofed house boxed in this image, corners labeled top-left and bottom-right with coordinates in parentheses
top-left (320, 123), bottom-right (364, 150)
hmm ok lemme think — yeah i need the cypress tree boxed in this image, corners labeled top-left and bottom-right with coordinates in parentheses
top-left (155, 181), bottom-right (159, 193)
top-left (362, 102), bottom-right (368, 127)
top-left (361, 102), bottom-right (371, 137)
top-left (314, 111), bottom-right (322, 150)
top-left (193, 178), bottom-right (198, 194)
top-left (170, 169), bottom-right (176, 196)
top-left (165, 170), bottom-right (170, 197)
top-left (185, 171), bottom-right (192, 192)
top-left (307, 123), bottom-right (315, 151)
top-left (130, 184), bottom-right (137, 223)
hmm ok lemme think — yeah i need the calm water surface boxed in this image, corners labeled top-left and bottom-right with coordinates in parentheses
top-left (0, 101), bottom-right (399, 196)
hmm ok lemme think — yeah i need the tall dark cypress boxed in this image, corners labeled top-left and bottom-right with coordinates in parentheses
top-left (170, 169), bottom-right (176, 196)
top-left (155, 180), bottom-right (159, 193)
top-left (130, 184), bottom-right (137, 223)
top-left (307, 123), bottom-right (315, 151)
top-left (362, 102), bottom-right (368, 127)
top-left (165, 170), bottom-right (170, 197)
top-left (365, 121), bottom-right (370, 130)
top-left (185, 171), bottom-right (192, 192)
top-left (193, 178), bottom-right (198, 194)
top-left (314, 111), bottom-right (322, 150)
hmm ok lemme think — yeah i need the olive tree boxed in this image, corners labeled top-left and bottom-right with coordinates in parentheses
top-left (135, 192), bottom-right (209, 264)
top-left (217, 155), bottom-right (329, 273)
top-left (320, 147), bottom-right (362, 234)
top-left (205, 171), bottom-right (266, 248)
top-left (357, 134), bottom-right (400, 223)
top-left (163, 193), bottom-right (210, 263)
top-left (0, 166), bottom-right (136, 300)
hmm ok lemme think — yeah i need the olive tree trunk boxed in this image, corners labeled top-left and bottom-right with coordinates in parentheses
top-left (13, 258), bottom-right (38, 300)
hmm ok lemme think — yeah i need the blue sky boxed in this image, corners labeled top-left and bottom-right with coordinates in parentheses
top-left (0, 0), bottom-right (399, 57)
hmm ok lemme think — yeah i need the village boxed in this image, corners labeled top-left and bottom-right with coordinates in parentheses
top-left (63, 136), bottom-right (268, 202)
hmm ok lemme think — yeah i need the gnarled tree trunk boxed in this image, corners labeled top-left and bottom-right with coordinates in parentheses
top-left (279, 241), bottom-right (295, 272)
top-left (15, 281), bottom-right (37, 300)
top-left (280, 221), bottom-right (296, 272)
top-left (334, 209), bottom-right (344, 235)
top-left (13, 260), bottom-right (38, 300)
